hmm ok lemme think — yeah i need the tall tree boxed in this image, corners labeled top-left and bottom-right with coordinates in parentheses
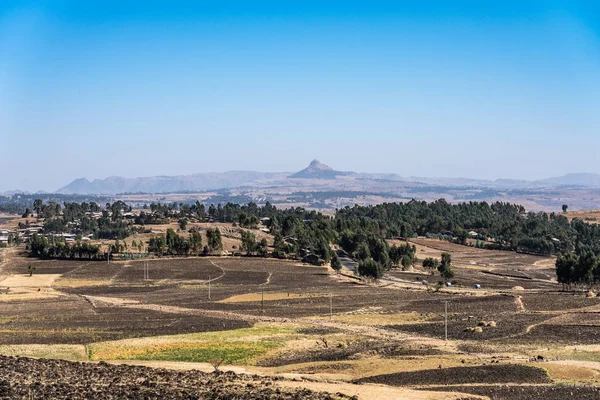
top-left (331, 253), bottom-right (342, 274)
top-left (437, 252), bottom-right (454, 281)
top-left (240, 230), bottom-right (256, 255)
top-left (257, 238), bottom-right (269, 257)
top-left (206, 228), bottom-right (223, 252)
top-left (33, 199), bottom-right (43, 216)
top-left (189, 231), bottom-right (203, 255)
top-left (556, 252), bottom-right (577, 290)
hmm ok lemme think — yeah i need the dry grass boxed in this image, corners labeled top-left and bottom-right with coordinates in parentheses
top-left (0, 274), bottom-right (62, 288)
top-left (0, 344), bottom-right (87, 361)
top-left (271, 356), bottom-right (467, 379)
top-left (309, 312), bottom-right (430, 326)
top-left (564, 210), bottom-right (600, 224)
top-left (542, 363), bottom-right (600, 383)
top-left (0, 292), bottom-right (59, 302)
top-left (387, 239), bottom-right (444, 262)
top-left (220, 292), bottom-right (325, 303)
top-left (551, 346), bottom-right (600, 363)
top-left (0, 215), bottom-right (28, 230)
top-left (53, 279), bottom-right (112, 288)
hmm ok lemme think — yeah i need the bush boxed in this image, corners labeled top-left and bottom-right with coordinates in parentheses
top-left (331, 253), bottom-right (342, 273)
top-left (358, 258), bottom-right (384, 280)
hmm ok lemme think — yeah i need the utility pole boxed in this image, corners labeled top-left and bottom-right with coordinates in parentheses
top-left (444, 301), bottom-right (449, 341)
top-left (143, 260), bottom-right (149, 281)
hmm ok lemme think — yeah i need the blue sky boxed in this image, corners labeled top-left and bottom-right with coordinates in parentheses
top-left (1, 1), bottom-right (600, 191)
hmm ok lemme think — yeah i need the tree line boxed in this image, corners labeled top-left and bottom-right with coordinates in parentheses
top-left (27, 234), bottom-right (102, 260)
top-left (26, 198), bottom-right (600, 288)
top-left (147, 228), bottom-right (223, 256)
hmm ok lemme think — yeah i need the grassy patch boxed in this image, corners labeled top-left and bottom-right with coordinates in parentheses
top-left (542, 363), bottom-right (600, 383)
top-left (0, 292), bottom-right (59, 302)
top-left (0, 344), bottom-right (88, 361)
top-left (89, 324), bottom-right (292, 364)
top-left (555, 350), bottom-right (600, 362)
top-left (125, 341), bottom-right (277, 364)
top-left (53, 279), bottom-right (112, 288)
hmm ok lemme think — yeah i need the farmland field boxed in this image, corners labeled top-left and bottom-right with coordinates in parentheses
top-left (2, 239), bottom-right (600, 399)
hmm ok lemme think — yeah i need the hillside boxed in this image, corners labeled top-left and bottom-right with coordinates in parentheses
top-left (533, 173), bottom-right (600, 188)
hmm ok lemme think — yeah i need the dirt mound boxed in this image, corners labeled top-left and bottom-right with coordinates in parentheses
top-left (0, 356), bottom-right (349, 399)
top-left (355, 364), bottom-right (551, 386)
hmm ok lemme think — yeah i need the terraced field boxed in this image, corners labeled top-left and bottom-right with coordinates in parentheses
top-left (2, 240), bottom-right (600, 399)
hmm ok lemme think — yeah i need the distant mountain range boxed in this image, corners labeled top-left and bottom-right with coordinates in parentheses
top-left (406, 173), bottom-right (600, 189)
top-left (57, 172), bottom-right (288, 195)
top-left (54, 160), bottom-right (600, 195)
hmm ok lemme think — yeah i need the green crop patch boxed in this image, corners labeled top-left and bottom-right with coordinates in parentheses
top-left (88, 324), bottom-right (292, 364)
top-left (92, 340), bottom-right (278, 364)
top-left (131, 341), bottom-right (278, 363)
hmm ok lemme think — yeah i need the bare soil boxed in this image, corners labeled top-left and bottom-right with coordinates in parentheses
top-left (258, 339), bottom-right (447, 367)
top-left (425, 384), bottom-right (600, 400)
top-left (355, 364), bottom-right (551, 386)
top-left (0, 355), bottom-right (350, 399)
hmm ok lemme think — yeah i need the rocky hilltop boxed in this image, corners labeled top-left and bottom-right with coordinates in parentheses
top-left (289, 159), bottom-right (351, 179)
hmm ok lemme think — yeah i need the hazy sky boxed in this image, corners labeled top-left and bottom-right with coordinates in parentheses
top-left (2, 1), bottom-right (600, 192)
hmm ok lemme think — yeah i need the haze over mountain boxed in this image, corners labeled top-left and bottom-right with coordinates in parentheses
top-left (533, 173), bottom-right (600, 189)
top-left (57, 172), bottom-right (288, 195)
top-left (53, 160), bottom-right (600, 195)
